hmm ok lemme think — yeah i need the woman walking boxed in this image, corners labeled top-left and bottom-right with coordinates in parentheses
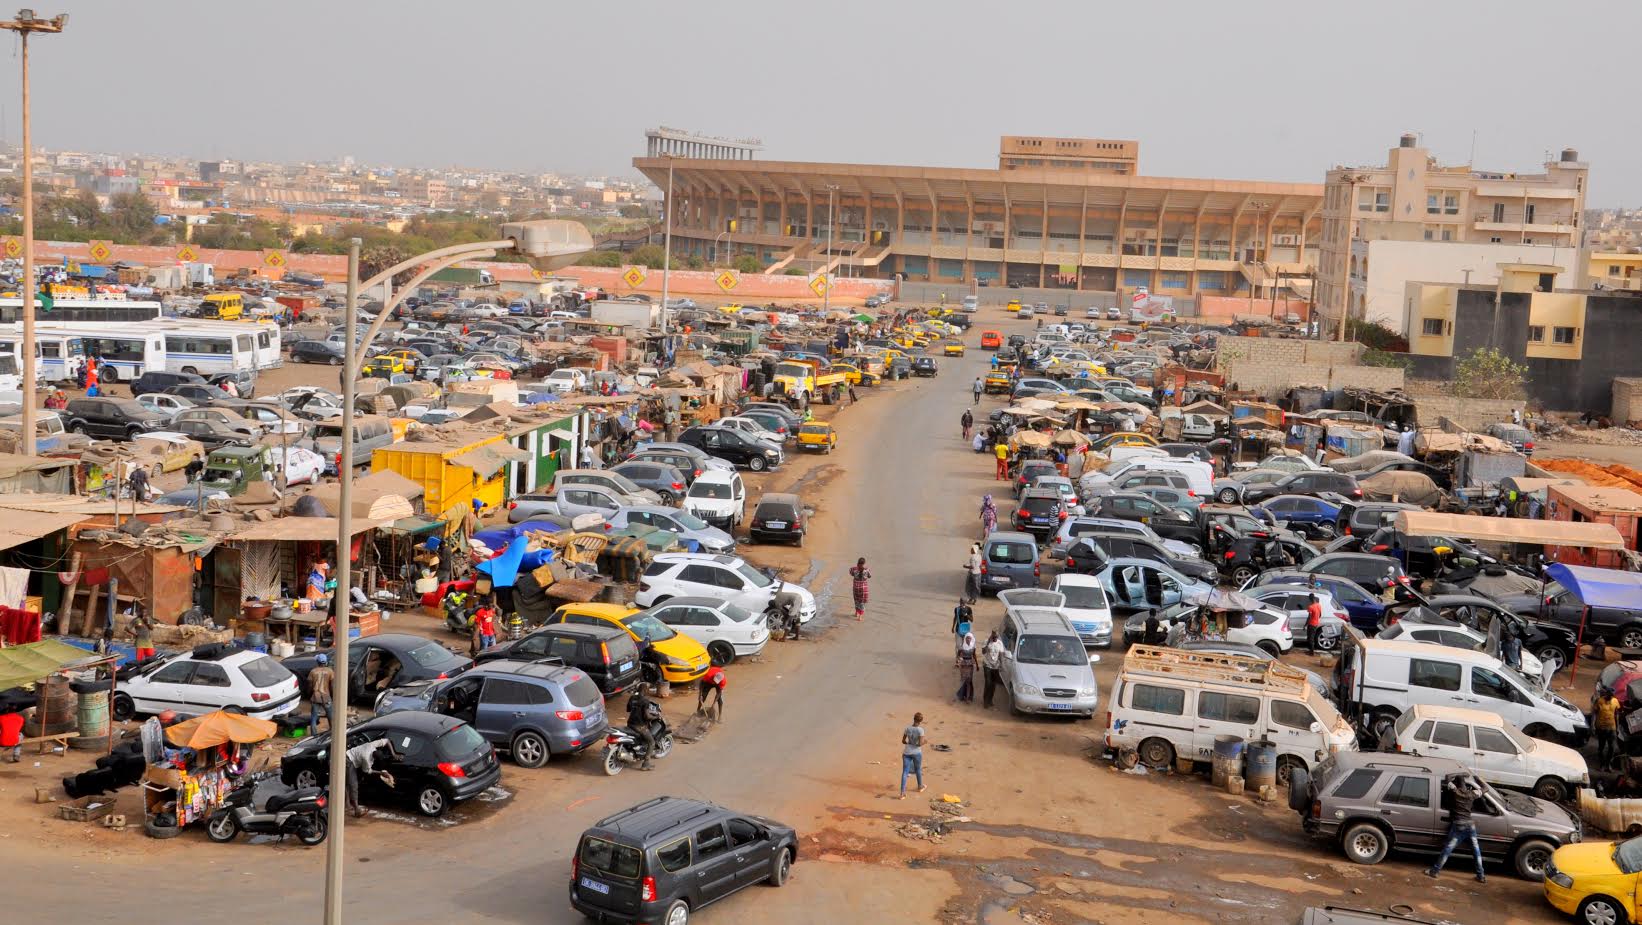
top-left (899, 712), bottom-right (926, 799)
top-left (849, 557), bottom-right (872, 621)
top-left (960, 409), bottom-right (973, 441)
top-left (956, 633), bottom-right (977, 703)
top-left (980, 495), bottom-right (998, 536)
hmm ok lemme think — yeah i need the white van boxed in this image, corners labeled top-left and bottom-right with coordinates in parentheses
top-left (683, 469), bottom-right (745, 530)
top-left (1334, 637), bottom-right (1589, 746)
top-left (1388, 704), bottom-right (1589, 802)
top-left (1079, 456), bottom-right (1213, 497)
top-left (1106, 645), bottom-right (1357, 778)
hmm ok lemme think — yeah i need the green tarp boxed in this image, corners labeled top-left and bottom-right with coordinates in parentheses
top-left (0, 639), bottom-right (100, 692)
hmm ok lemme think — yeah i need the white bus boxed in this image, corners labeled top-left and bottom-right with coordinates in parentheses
top-left (181, 319), bottom-right (283, 371)
top-left (0, 298), bottom-right (165, 325)
top-left (0, 326), bottom-right (56, 384)
top-left (157, 324), bottom-right (259, 386)
top-left (45, 326), bottom-right (167, 384)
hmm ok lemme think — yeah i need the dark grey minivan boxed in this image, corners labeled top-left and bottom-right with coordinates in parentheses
top-left (978, 530), bottom-right (1041, 595)
top-left (571, 796), bottom-right (798, 924)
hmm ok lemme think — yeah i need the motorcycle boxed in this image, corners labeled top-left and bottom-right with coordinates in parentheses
top-left (763, 569), bottom-right (804, 641)
top-left (602, 718), bottom-right (674, 776)
top-left (443, 589), bottom-right (475, 634)
top-left (205, 772), bottom-right (329, 845)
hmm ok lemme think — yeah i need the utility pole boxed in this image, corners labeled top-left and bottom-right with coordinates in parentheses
top-left (823, 184), bottom-right (838, 315)
top-left (0, 10), bottom-right (68, 456)
top-left (324, 238), bottom-right (360, 925)
top-left (659, 155), bottom-right (673, 333)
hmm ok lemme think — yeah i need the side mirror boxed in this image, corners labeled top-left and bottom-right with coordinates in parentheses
top-left (1088, 653), bottom-right (1101, 665)
top-left (1309, 722), bottom-right (1323, 734)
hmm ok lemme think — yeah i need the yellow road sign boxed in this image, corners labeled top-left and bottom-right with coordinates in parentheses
top-left (715, 270), bottom-right (739, 292)
top-left (530, 269), bottom-right (543, 280)
top-left (88, 241), bottom-right (111, 262)
top-left (809, 273), bottom-right (831, 298)
top-left (2, 238), bottom-right (21, 258)
top-left (622, 266), bottom-right (647, 289)
top-left (263, 250), bottom-right (286, 269)
top-left (176, 245), bottom-right (198, 263)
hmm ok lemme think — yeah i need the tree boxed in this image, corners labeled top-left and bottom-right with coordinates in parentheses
top-left (63, 189), bottom-right (100, 228)
top-left (683, 255), bottom-right (706, 270)
top-left (107, 192), bottom-right (157, 238)
top-left (732, 255), bottom-right (763, 274)
top-left (627, 244), bottom-right (665, 268)
top-left (1452, 347), bottom-right (1529, 400)
top-left (582, 250), bottom-right (624, 267)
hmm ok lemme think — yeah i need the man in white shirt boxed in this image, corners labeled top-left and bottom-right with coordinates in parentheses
top-left (344, 737), bottom-right (396, 818)
top-left (980, 631), bottom-right (1006, 709)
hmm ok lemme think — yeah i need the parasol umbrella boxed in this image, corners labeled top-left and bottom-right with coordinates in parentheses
top-left (1010, 431), bottom-right (1052, 450)
top-left (164, 710), bottom-right (278, 750)
top-left (1053, 429), bottom-right (1089, 447)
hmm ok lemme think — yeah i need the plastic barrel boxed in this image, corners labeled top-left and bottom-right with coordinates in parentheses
top-left (1245, 739), bottom-right (1277, 792)
top-left (73, 690), bottom-right (110, 750)
top-left (1210, 735), bottom-right (1246, 788)
top-left (244, 632), bottom-right (267, 650)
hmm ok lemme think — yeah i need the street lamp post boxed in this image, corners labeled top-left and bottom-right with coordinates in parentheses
top-left (713, 230), bottom-right (729, 266)
top-left (659, 156), bottom-right (673, 332)
top-left (823, 184), bottom-right (838, 315)
top-left (0, 9), bottom-right (67, 457)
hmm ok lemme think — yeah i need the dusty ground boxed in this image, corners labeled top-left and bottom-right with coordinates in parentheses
top-left (0, 308), bottom-right (1579, 923)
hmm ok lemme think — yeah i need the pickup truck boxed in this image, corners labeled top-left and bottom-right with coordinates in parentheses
top-left (773, 359), bottom-right (846, 404)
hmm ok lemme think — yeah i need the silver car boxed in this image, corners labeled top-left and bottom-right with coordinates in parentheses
top-left (998, 607), bottom-right (1099, 718)
top-left (606, 505), bottom-right (735, 554)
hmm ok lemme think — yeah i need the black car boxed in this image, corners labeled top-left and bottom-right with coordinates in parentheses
top-left (165, 383), bottom-right (227, 405)
top-left (1299, 552), bottom-right (1408, 595)
top-left (1012, 487), bottom-right (1066, 540)
top-left (131, 370), bottom-right (208, 397)
top-left (281, 633), bottom-right (472, 706)
top-left (748, 492), bottom-right (805, 546)
top-left (280, 712), bottom-right (498, 818)
top-left (1242, 470), bottom-right (1362, 504)
top-left (676, 426), bottom-right (782, 472)
top-left (291, 339), bottom-right (347, 365)
top-left (1063, 532), bottom-right (1217, 582)
top-left (912, 357), bottom-right (938, 377)
top-left (168, 417), bottom-right (256, 450)
top-left (1091, 492), bottom-right (1199, 543)
top-left (570, 797), bottom-right (798, 924)
top-left (475, 623), bottom-right (642, 696)
top-left (1496, 582), bottom-right (1642, 650)
top-left (1333, 500), bottom-right (1420, 538)
top-left (64, 397), bottom-right (170, 441)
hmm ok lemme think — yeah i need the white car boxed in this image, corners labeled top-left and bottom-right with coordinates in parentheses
top-left (1379, 620), bottom-right (1547, 686)
top-left (683, 469), bottom-right (746, 529)
top-left (467, 303), bottom-right (508, 318)
top-left (1084, 306), bottom-right (1104, 319)
top-left (543, 369), bottom-right (587, 394)
top-left (1051, 573), bottom-right (1114, 648)
top-left (136, 393), bottom-right (193, 417)
top-left (1390, 704), bottom-right (1589, 802)
top-left (635, 553), bottom-right (817, 624)
top-left (1243, 586), bottom-right (1350, 651)
top-left (113, 647), bottom-right (301, 721)
top-left (640, 596), bottom-right (769, 665)
top-left (716, 416), bottom-right (785, 442)
top-left (1217, 605), bottom-right (1294, 654)
top-left (270, 445), bottom-right (325, 486)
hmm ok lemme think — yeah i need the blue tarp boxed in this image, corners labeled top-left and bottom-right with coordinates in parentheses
top-left (476, 536), bottom-right (529, 588)
top-left (1545, 563), bottom-right (1642, 611)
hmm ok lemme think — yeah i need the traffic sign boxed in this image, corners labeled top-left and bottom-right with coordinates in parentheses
top-left (715, 269), bottom-right (739, 292)
top-left (622, 266), bottom-right (647, 289)
top-left (2, 238), bottom-right (21, 258)
top-left (809, 273), bottom-right (831, 298)
top-left (176, 244), bottom-right (198, 263)
top-left (87, 241), bottom-right (111, 262)
top-left (263, 250), bottom-right (286, 269)
top-left (530, 269), bottom-right (543, 280)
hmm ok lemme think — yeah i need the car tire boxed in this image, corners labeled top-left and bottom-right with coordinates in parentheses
top-left (748, 457), bottom-right (767, 472)
top-left (511, 731), bottom-right (550, 770)
top-left (1535, 646), bottom-right (1567, 675)
top-left (1217, 488), bottom-right (1239, 503)
top-left (1256, 641), bottom-right (1281, 658)
top-left (1577, 896), bottom-right (1629, 925)
top-left (1340, 822), bottom-right (1390, 865)
top-left (1275, 755), bottom-right (1308, 789)
top-left (708, 642), bottom-right (736, 667)
top-left (415, 785), bottom-right (448, 817)
top-left (111, 693), bottom-right (134, 721)
top-left (1286, 766), bottom-right (1312, 811)
top-left (294, 768), bottom-right (320, 790)
top-left (1230, 566), bottom-right (1257, 587)
top-left (1137, 737), bottom-right (1174, 770)
top-left (770, 848), bottom-right (792, 887)
top-left (657, 490), bottom-right (676, 505)
top-left (70, 424), bottom-right (86, 436)
top-left (1623, 625), bottom-right (1642, 650)
top-left (1368, 710), bottom-right (1399, 743)
top-left (1514, 836), bottom-right (1556, 881)
top-left (329, 357), bottom-right (341, 367)
top-left (662, 900), bottom-right (690, 925)
top-left (1532, 776), bottom-right (1570, 803)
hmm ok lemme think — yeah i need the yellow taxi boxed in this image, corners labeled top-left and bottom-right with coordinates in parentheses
top-left (943, 340), bottom-right (966, 357)
top-left (797, 421), bottom-right (837, 453)
top-left (983, 370), bottom-right (1012, 394)
top-left (375, 349), bottom-right (421, 372)
top-left (545, 602), bottom-right (710, 684)
top-left (1006, 298), bottom-right (1022, 312)
top-left (1090, 432), bottom-right (1159, 453)
top-left (360, 353), bottom-right (408, 376)
top-left (831, 363), bottom-right (878, 386)
top-left (1544, 838), bottom-right (1641, 924)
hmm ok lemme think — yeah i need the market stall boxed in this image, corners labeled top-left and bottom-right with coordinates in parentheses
top-left (141, 709), bottom-right (275, 839)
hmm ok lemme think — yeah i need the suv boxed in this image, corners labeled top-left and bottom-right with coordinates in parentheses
top-left (1290, 751), bottom-right (1577, 880)
top-left (1243, 470), bottom-right (1362, 504)
top-left (682, 469), bottom-right (746, 529)
top-left (131, 370), bottom-right (207, 397)
top-left (1014, 459), bottom-right (1061, 498)
top-left (609, 460), bottom-right (690, 505)
top-left (474, 623), bottom-right (642, 697)
top-left (677, 425), bottom-right (782, 471)
top-left (570, 797), bottom-right (798, 923)
top-left (65, 397), bottom-right (170, 441)
top-left (748, 492), bottom-right (805, 546)
top-left (1063, 532), bottom-right (1217, 583)
top-left (113, 643), bottom-right (300, 721)
top-left (1012, 486), bottom-right (1066, 539)
top-left (635, 553), bottom-right (817, 625)
top-left (374, 659), bottom-right (609, 768)
top-left (627, 445), bottom-right (731, 485)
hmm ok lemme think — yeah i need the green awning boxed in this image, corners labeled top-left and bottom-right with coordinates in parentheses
top-left (384, 517), bottom-right (444, 536)
top-left (0, 639), bottom-right (102, 692)
top-left (851, 313), bottom-right (875, 323)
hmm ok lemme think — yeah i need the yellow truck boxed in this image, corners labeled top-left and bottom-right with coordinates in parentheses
top-left (773, 358), bottom-right (847, 404)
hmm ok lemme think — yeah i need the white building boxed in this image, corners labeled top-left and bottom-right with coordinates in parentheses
top-left (1349, 237), bottom-right (1581, 332)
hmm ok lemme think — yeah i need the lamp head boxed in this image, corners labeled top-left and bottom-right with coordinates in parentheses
top-left (500, 220), bottom-right (593, 272)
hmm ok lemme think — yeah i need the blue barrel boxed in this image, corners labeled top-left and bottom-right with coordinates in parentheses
top-left (1245, 739), bottom-right (1278, 791)
top-left (1210, 735), bottom-right (1245, 788)
top-left (244, 632), bottom-right (267, 650)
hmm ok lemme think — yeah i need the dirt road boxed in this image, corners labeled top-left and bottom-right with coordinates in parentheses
top-left (0, 311), bottom-right (1572, 923)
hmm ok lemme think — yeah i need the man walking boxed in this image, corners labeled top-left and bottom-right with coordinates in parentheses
top-left (994, 440), bottom-right (1010, 480)
top-left (981, 631), bottom-right (1005, 708)
top-left (307, 653), bottom-right (335, 736)
top-left (1426, 773), bottom-right (1486, 882)
top-left (1596, 688), bottom-right (1620, 767)
top-left (128, 607), bottom-right (156, 663)
top-left (972, 377), bottom-right (983, 405)
top-left (960, 409), bottom-right (973, 441)
top-left (1305, 594), bottom-right (1323, 656)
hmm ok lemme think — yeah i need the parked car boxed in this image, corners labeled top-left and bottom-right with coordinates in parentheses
top-left (1251, 494), bottom-right (1343, 539)
top-left (681, 469), bottom-right (746, 530)
top-left (1063, 533), bottom-right (1216, 583)
top-left (1246, 570), bottom-right (1396, 634)
top-left (1300, 552), bottom-right (1409, 597)
top-left (281, 633), bottom-right (471, 706)
top-left (676, 425), bottom-right (783, 471)
top-left (1242, 470), bottom-right (1363, 505)
top-left (1012, 486), bottom-right (1067, 540)
top-left (605, 505), bottom-right (735, 554)
top-left (131, 370), bottom-right (208, 397)
top-left (291, 339), bottom-right (348, 365)
top-left (995, 605), bottom-right (1100, 718)
top-left (634, 554), bottom-right (817, 625)
top-left (1485, 422), bottom-right (1535, 456)
top-left (281, 712), bottom-right (500, 817)
top-left (541, 602), bottom-right (711, 685)
top-left (1244, 585), bottom-right (1350, 652)
top-left (569, 797), bottom-right (798, 923)
top-left (113, 643), bottom-right (300, 721)
top-left (1387, 704), bottom-right (1588, 802)
top-left (609, 460), bottom-right (690, 505)
top-left (977, 531), bottom-right (1041, 595)
top-left (1050, 573), bottom-right (1114, 648)
top-left (1379, 618), bottom-right (1548, 687)
top-left (552, 469), bottom-right (661, 506)
top-left (1544, 836), bottom-right (1642, 924)
top-left (912, 356), bottom-right (938, 377)
top-left (510, 484), bottom-right (624, 523)
top-left (1213, 468), bottom-right (1293, 504)
top-left (626, 445), bottom-right (732, 485)
top-left (64, 397), bottom-right (170, 441)
top-left (641, 596), bottom-right (769, 666)
top-left (475, 622), bottom-right (642, 696)
top-left (747, 492), bottom-right (806, 546)
top-left (1496, 581), bottom-right (1642, 650)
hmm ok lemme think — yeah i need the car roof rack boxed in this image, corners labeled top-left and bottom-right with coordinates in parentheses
top-left (1122, 645), bottom-right (1311, 694)
top-left (191, 641), bottom-right (242, 661)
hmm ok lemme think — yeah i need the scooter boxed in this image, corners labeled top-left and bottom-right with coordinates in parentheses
top-left (205, 772), bottom-right (329, 845)
top-left (443, 589), bottom-right (475, 635)
top-left (602, 718), bottom-right (674, 776)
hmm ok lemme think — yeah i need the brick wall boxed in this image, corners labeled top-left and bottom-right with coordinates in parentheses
top-left (1411, 395), bottom-right (1523, 430)
top-left (1215, 336), bottom-right (1364, 368)
top-left (1614, 378), bottom-right (1642, 424)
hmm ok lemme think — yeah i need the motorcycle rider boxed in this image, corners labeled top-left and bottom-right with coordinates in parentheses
top-left (626, 688), bottom-right (660, 770)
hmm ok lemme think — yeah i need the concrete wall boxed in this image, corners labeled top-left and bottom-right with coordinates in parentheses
top-left (1613, 378), bottom-right (1642, 423)
top-left (1215, 336), bottom-right (1365, 368)
top-left (1356, 239), bottom-right (1581, 331)
top-left (1197, 296), bottom-right (1311, 322)
top-left (1221, 361), bottom-right (1403, 397)
top-left (1411, 395), bottom-right (1524, 430)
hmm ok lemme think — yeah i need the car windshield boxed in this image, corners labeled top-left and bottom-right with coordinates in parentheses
top-left (436, 722), bottom-right (487, 760)
top-left (737, 563), bottom-right (773, 588)
top-left (239, 656), bottom-right (292, 688)
top-left (989, 542), bottom-right (1035, 564)
top-left (1060, 584), bottom-right (1108, 610)
top-left (1016, 635), bottom-right (1087, 666)
top-left (620, 613), bottom-right (678, 642)
top-left (689, 481), bottom-right (732, 499)
top-left (1618, 837), bottom-right (1642, 875)
top-left (407, 641), bottom-right (456, 668)
top-left (671, 510), bottom-right (710, 530)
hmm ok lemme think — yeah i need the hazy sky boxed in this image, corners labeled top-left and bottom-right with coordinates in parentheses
top-left (9, 0), bottom-right (1641, 204)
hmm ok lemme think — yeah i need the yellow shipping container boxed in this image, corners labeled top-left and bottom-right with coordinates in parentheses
top-left (371, 433), bottom-right (524, 526)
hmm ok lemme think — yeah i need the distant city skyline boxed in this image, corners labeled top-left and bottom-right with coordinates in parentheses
top-left (8, 1), bottom-right (1642, 204)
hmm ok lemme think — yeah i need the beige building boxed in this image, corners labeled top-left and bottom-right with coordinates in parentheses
top-left (1318, 134), bottom-right (1587, 330)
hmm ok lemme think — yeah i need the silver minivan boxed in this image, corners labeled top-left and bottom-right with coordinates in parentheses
top-left (997, 606), bottom-right (1099, 718)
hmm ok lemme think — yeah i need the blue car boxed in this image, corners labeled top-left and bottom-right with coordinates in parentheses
top-left (1250, 494), bottom-right (1343, 540)
top-left (1242, 569), bottom-right (1388, 633)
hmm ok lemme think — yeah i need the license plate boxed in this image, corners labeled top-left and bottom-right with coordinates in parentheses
top-left (993, 577), bottom-right (1012, 586)
top-left (767, 521), bottom-right (786, 529)
top-left (1047, 703), bottom-right (1074, 712)
top-left (579, 877), bottom-right (610, 895)
top-left (619, 662), bottom-right (633, 673)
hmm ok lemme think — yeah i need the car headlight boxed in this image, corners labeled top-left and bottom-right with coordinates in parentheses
top-left (1079, 686), bottom-right (1097, 697)
top-left (662, 654), bottom-right (691, 668)
top-left (765, 449), bottom-right (778, 458)
top-left (1547, 867), bottom-right (1573, 889)
top-left (1016, 683), bottom-right (1041, 696)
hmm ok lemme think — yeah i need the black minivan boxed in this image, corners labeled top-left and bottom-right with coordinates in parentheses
top-left (571, 797), bottom-right (798, 924)
top-left (473, 623), bottom-right (642, 696)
